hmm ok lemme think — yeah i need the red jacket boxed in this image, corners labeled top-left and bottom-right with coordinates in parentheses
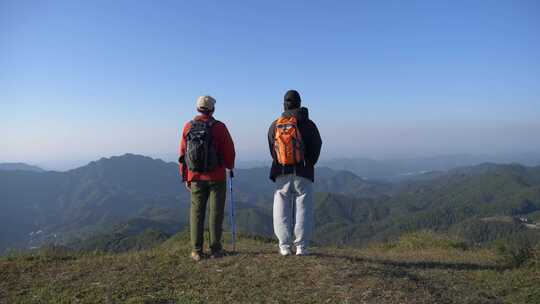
top-left (179, 114), bottom-right (235, 182)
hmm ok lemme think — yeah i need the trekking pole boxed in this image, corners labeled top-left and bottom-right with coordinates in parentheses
top-left (228, 170), bottom-right (236, 252)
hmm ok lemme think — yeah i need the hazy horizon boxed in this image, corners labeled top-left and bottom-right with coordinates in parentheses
top-left (0, 151), bottom-right (538, 172)
top-left (2, 1), bottom-right (539, 169)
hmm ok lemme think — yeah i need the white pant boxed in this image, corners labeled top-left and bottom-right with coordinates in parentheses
top-left (273, 174), bottom-right (314, 250)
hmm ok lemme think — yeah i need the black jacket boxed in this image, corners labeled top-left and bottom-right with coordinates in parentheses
top-left (268, 107), bottom-right (322, 182)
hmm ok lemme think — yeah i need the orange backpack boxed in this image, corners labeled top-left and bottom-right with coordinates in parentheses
top-left (274, 116), bottom-right (305, 165)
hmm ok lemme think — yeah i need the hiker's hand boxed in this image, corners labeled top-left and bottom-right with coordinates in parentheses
top-left (185, 182), bottom-right (191, 192)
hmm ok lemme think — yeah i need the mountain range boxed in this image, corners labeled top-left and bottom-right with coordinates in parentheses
top-left (1, 153), bottom-right (539, 254)
top-left (0, 154), bottom-right (388, 253)
top-left (0, 162), bottom-right (44, 173)
top-left (319, 153), bottom-right (540, 180)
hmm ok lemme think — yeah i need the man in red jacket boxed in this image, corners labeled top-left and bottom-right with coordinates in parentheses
top-left (179, 95), bottom-right (235, 261)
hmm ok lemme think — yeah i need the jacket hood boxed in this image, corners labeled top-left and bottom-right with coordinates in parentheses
top-left (282, 107), bottom-right (309, 122)
top-left (284, 90), bottom-right (301, 110)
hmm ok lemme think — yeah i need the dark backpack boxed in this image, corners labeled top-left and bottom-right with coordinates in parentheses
top-left (185, 119), bottom-right (220, 172)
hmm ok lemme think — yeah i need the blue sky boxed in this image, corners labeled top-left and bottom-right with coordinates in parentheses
top-left (1, 0), bottom-right (539, 169)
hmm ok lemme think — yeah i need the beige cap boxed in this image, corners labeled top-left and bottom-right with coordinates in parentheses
top-left (196, 95), bottom-right (216, 111)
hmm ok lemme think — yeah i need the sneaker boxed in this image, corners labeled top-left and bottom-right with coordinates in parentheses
top-left (191, 251), bottom-right (203, 262)
top-left (279, 247), bottom-right (292, 256)
top-left (296, 247), bottom-right (309, 256)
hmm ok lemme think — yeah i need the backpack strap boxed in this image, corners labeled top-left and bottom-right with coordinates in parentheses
top-left (208, 119), bottom-right (225, 165)
top-left (207, 118), bottom-right (218, 128)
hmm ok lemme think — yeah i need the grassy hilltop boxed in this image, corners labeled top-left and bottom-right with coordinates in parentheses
top-left (1, 232), bottom-right (539, 304)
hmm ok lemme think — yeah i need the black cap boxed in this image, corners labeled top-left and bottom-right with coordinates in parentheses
top-left (284, 89), bottom-right (301, 110)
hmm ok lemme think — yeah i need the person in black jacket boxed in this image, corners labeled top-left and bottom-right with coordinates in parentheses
top-left (268, 89), bottom-right (322, 256)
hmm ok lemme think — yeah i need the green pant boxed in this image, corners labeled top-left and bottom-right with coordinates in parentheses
top-left (190, 180), bottom-right (227, 253)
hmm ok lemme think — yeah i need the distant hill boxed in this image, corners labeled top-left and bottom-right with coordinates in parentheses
top-left (0, 162), bottom-right (44, 172)
top-left (0, 154), bottom-right (189, 253)
top-left (67, 217), bottom-right (181, 253)
top-left (231, 163), bottom-right (540, 246)
top-left (0, 154), bottom-right (388, 253)
top-left (320, 153), bottom-right (540, 181)
top-left (348, 163), bottom-right (540, 244)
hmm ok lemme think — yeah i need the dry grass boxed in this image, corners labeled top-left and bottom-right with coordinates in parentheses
top-left (1, 233), bottom-right (538, 304)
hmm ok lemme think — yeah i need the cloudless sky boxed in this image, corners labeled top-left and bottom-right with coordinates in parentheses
top-left (1, 0), bottom-right (539, 170)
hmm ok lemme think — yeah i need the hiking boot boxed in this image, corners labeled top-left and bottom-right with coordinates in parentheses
top-left (296, 247), bottom-right (309, 256)
top-left (279, 247), bottom-right (292, 256)
top-left (210, 250), bottom-right (224, 259)
top-left (191, 251), bottom-right (203, 262)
